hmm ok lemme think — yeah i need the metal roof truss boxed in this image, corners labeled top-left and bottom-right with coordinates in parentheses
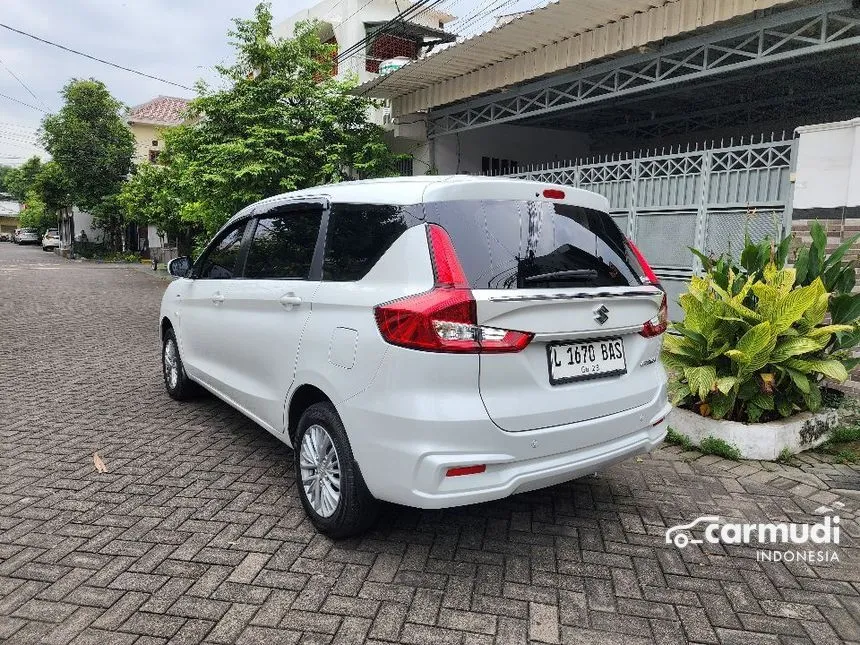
top-left (427, 0), bottom-right (860, 138)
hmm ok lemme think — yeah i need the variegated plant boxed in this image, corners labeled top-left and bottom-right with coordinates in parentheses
top-left (662, 262), bottom-right (856, 422)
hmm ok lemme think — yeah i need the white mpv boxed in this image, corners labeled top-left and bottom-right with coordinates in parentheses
top-left (160, 176), bottom-right (670, 537)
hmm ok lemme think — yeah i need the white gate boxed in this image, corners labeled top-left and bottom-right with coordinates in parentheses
top-left (507, 134), bottom-right (793, 320)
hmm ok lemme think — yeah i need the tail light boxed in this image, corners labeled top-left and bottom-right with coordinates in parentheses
top-left (640, 292), bottom-right (668, 337)
top-left (374, 225), bottom-right (533, 353)
top-left (625, 238), bottom-right (659, 286)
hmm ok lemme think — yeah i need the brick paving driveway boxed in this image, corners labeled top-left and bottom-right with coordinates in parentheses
top-left (1, 241), bottom-right (859, 645)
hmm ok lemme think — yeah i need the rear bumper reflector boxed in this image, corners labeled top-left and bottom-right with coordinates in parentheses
top-left (445, 465), bottom-right (486, 477)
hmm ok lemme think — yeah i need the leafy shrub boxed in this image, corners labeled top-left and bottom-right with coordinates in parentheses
top-left (663, 263), bottom-right (855, 422)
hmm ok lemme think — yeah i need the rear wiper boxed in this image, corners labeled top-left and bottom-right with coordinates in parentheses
top-left (524, 269), bottom-right (598, 282)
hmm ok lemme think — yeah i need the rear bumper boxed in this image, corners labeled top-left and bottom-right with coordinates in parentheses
top-left (341, 363), bottom-right (670, 508)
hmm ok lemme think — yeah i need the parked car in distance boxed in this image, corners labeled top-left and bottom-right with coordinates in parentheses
top-left (0, 232), bottom-right (9, 242)
top-left (42, 228), bottom-right (60, 251)
top-left (11, 229), bottom-right (21, 243)
top-left (159, 176), bottom-right (670, 537)
top-left (16, 228), bottom-right (39, 244)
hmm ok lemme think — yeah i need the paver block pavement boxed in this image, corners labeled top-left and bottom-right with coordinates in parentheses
top-left (1, 243), bottom-right (859, 643)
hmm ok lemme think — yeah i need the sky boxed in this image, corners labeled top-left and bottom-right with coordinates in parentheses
top-left (0, 0), bottom-right (317, 164)
top-left (0, 0), bottom-right (538, 165)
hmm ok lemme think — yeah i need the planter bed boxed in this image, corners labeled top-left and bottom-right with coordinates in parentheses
top-left (667, 406), bottom-right (840, 460)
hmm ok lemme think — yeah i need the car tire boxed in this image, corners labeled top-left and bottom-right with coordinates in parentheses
top-left (294, 402), bottom-right (379, 538)
top-left (162, 328), bottom-right (198, 400)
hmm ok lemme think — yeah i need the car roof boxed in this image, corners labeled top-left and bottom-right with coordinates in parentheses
top-left (225, 176), bottom-right (609, 228)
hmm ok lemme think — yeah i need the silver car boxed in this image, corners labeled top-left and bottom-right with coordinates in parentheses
top-left (16, 228), bottom-right (39, 245)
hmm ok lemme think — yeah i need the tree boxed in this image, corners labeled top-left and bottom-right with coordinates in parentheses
top-left (120, 2), bottom-right (401, 251)
top-left (0, 165), bottom-right (14, 194)
top-left (41, 79), bottom-right (134, 249)
top-left (4, 156), bottom-right (43, 203)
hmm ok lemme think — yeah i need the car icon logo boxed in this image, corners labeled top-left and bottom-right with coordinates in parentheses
top-left (665, 516), bottom-right (720, 548)
top-left (593, 304), bottom-right (609, 325)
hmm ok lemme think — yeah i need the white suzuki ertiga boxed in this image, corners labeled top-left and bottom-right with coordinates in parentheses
top-left (160, 176), bottom-right (670, 537)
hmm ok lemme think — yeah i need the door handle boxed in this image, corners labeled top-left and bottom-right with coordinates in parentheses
top-left (280, 294), bottom-right (302, 309)
top-left (211, 292), bottom-right (224, 305)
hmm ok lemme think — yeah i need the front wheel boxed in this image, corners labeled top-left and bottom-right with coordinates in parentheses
top-left (162, 328), bottom-right (198, 400)
top-left (294, 402), bottom-right (379, 538)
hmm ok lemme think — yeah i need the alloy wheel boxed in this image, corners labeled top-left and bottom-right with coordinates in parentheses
top-left (299, 424), bottom-right (341, 517)
top-left (163, 339), bottom-right (180, 390)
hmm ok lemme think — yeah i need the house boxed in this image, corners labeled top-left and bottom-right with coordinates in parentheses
top-left (0, 194), bottom-right (20, 237)
top-left (354, 0), bottom-right (860, 384)
top-left (126, 96), bottom-right (191, 257)
top-left (275, 0), bottom-right (458, 173)
top-left (127, 95), bottom-right (190, 164)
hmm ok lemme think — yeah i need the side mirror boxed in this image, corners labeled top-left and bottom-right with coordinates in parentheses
top-left (168, 256), bottom-right (192, 278)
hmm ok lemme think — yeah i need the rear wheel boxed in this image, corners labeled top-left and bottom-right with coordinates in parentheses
top-left (294, 402), bottom-right (379, 538)
top-left (162, 328), bottom-right (198, 400)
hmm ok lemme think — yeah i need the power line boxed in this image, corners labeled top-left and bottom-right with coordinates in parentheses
top-left (337, 0), bottom-right (443, 65)
top-left (0, 91), bottom-right (47, 114)
top-left (0, 56), bottom-right (48, 110)
top-left (0, 22), bottom-right (195, 91)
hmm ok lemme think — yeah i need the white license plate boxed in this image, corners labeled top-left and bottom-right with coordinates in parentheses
top-left (547, 337), bottom-right (626, 384)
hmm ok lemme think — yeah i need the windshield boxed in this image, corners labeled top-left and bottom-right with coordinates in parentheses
top-left (423, 200), bottom-right (646, 289)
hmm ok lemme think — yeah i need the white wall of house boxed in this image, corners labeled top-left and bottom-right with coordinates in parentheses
top-left (430, 124), bottom-right (591, 175)
top-left (276, 0), bottom-right (451, 85)
top-left (793, 118), bottom-right (860, 210)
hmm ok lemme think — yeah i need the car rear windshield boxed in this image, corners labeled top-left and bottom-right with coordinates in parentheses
top-left (423, 199), bottom-right (645, 289)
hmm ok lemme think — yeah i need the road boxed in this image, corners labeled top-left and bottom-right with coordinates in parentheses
top-left (1, 241), bottom-right (859, 644)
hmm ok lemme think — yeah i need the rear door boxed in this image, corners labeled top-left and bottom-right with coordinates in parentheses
top-left (424, 197), bottom-right (664, 432)
top-left (227, 203), bottom-right (325, 431)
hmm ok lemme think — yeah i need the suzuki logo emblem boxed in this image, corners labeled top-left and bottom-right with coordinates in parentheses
top-left (594, 304), bottom-right (609, 325)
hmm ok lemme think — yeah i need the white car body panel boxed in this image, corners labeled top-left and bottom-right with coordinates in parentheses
top-left (160, 176), bottom-right (668, 509)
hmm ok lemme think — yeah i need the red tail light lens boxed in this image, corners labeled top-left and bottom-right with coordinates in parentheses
top-left (625, 238), bottom-right (659, 286)
top-left (446, 464), bottom-right (486, 477)
top-left (543, 188), bottom-right (565, 199)
top-left (640, 292), bottom-right (668, 338)
top-left (374, 225), bottom-right (533, 353)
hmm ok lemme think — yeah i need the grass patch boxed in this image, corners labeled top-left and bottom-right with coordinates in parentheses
top-left (829, 424), bottom-right (860, 444)
top-left (699, 436), bottom-right (742, 461)
top-left (833, 449), bottom-right (859, 465)
top-left (664, 427), bottom-right (694, 451)
top-left (776, 447), bottom-right (795, 464)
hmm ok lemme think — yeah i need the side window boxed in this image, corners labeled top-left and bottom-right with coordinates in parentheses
top-left (243, 210), bottom-right (322, 279)
top-left (196, 221), bottom-right (247, 279)
top-left (323, 203), bottom-right (420, 281)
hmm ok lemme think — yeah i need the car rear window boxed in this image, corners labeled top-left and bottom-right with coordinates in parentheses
top-left (323, 204), bottom-right (422, 281)
top-left (422, 200), bottom-right (645, 289)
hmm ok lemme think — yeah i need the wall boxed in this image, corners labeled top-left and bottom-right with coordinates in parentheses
top-left (276, 0), bottom-right (452, 86)
top-left (791, 118), bottom-right (860, 393)
top-left (129, 123), bottom-right (163, 164)
top-left (432, 124), bottom-right (590, 175)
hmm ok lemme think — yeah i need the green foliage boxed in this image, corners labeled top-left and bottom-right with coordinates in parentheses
top-left (18, 191), bottom-right (56, 235)
top-left (833, 449), bottom-right (859, 464)
top-left (776, 447), bottom-right (795, 463)
top-left (829, 423), bottom-right (860, 444)
top-left (120, 3), bottom-right (402, 250)
top-left (663, 264), bottom-right (855, 422)
top-left (41, 79), bottom-right (134, 249)
top-left (3, 156), bottom-right (43, 202)
top-left (0, 164), bottom-right (13, 193)
top-left (699, 436), bottom-right (741, 460)
top-left (664, 428), bottom-right (694, 451)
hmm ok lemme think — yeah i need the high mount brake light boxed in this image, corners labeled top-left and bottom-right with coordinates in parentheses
top-left (374, 224), bottom-right (533, 353)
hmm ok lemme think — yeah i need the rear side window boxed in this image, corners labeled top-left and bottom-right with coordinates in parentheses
top-left (323, 203), bottom-right (422, 281)
top-left (196, 221), bottom-right (247, 279)
top-left (244, 211), bottom-right (322, 279)
top-left (423, 200), bottom-right (642, 289)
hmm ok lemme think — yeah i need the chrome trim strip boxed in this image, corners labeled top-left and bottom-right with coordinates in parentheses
top-left (487, 289), bottom-right (661, 302)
